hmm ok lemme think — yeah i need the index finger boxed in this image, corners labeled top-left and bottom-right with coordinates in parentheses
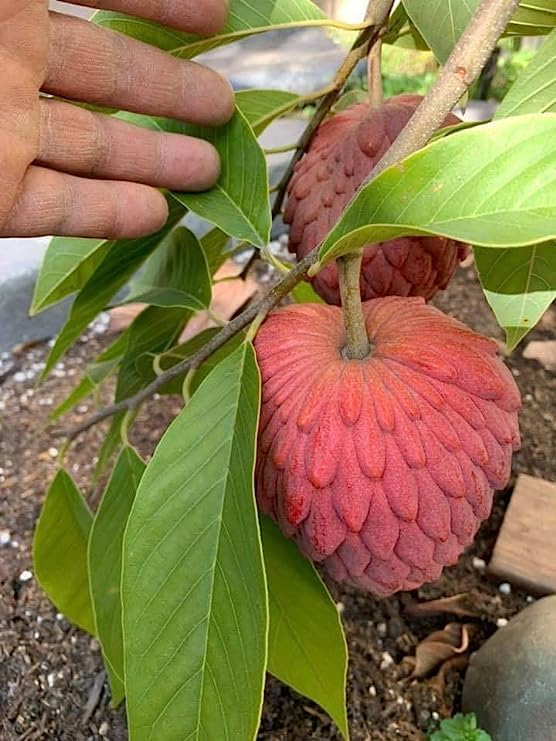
top-left (63, 0), bottom-right (229, 35)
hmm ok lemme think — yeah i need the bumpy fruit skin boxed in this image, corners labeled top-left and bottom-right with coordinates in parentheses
top-left (284, 95), bottom-right (469, 305)
top-left (254, 298), bottom-right (521, 596)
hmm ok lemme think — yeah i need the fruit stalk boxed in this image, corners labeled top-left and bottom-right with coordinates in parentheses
top-left (338, 251), bottom-right (370, 359)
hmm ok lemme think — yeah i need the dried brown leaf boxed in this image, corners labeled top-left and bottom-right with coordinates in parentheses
top-left (411, 623), bottom-right (473, 678)
top-left (405, 593), bottom-right (481, 619)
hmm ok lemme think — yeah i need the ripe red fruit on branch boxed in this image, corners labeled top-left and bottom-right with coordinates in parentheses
top-left (284, 95), bottom-right (469, 305)
top-left (254, 298), bottom-right (521, 596)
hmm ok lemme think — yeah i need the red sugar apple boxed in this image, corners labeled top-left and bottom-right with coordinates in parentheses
top-left (254, 298), bottom-right (521, 596)
top-left (284, 95), bottom-right (469, 305)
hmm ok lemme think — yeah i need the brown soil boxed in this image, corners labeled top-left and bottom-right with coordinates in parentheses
top-left (1, 263), bottom-right (554, 740)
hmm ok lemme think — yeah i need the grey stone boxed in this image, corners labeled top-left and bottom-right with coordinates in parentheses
top-left (0, 275), bottom-right (70, 353)
top-left (462, 596), bottom-right (556, 741)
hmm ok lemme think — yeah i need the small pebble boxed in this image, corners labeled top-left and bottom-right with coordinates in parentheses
top-left (432, 712), bottom-right (440, 721)
top-left (499, 582), bottom-right (512, 595)
top-left (380, 651), bottom-right (394, 670)
top-left (0, 530), bottom-right (11, 546)
top-left (99, 722), bottom-right (110, 736)
top-left (19, 570), bottom-right (33, 582)
top-left (13, 372), bottom-right (26, 383)
top-left (48, 447), bottom-right (58, 459)
top-left (369, 685), bottom-right (377, 697)
top-left (472, 557), bottom-right (486, 570)
top-left (47, 672), bottom-right (56, 688)
top-left (496, 618), bottom-right (509, 628)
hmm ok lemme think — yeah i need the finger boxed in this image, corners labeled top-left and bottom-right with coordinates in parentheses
top-left (44, 12), bottom-right (235, 126)
top-left (2, 166), bottom-right (169, 239)
top-left (38, 99), bottom-right (221, 191)
top-left (63, 0), bottom-right (229, 35)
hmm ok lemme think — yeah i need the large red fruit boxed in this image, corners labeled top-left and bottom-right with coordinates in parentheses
top-left (284, 95), bottom-right (469, 305)
top-left (255, 298), bottom-right (521, 596)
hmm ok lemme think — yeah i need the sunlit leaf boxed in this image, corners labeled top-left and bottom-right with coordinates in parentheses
top-left (122, 343), bottom-right (267, 740)
top-left (317, 115), bottom-right (556, 267)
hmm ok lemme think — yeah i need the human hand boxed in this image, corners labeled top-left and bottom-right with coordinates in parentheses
top-left (0, 1), bottom-right (233, 239)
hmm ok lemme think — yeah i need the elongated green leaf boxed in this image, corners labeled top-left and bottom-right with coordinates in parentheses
top-left (401, 0), bottom-right (477, 62)
top-left (496, 30), bottom-right (556, 118)
top-left (89, 447), bottom-right (145, 706)
top-left (93, 0), bottom-right (325, 59)
top-left (472, 37), bottom-right (556, 346)
top-left (124, 227), bottom-right (211, 310)
top-left (171, 109), bottom-right (271, 247)
top-left (120, 109), bottom-right (271, 246)
top-left (261, 518), bottom-right (349, 739)
top-left (115, 306), bottom-right (189, 401)
top-left (475, 242), bottom-right (556, 349)
top-left (236, 89), bottom-right (302, 135)
top-left (201, 226), bottom-right (233, 274)
top-left (402, 0), bottom-right (555, 63)
top-left (122, 343), bottom-right (267, 741)
top-left (33, 470), bottom-right (95, 634)
top-left (94, 413), bottom-right (127, 482)
top-left (51, 330), bottom-right (128, 421)
top-left (508, 2), bottom-right (556, 35)
top-left (317, 115), bottom-right (556, 267)
top-left (31, 237), bottom-right (110, 315)
top-left (148, 329), bottom-right (246, 397)
top-left (42, 204), bottom-right (183, 377)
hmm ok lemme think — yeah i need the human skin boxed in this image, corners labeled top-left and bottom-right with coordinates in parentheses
top-left (0, 0), bottom-right (234, 238)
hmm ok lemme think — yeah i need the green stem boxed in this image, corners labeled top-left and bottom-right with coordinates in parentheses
top-left (338, 252), bottom-right (370, 360)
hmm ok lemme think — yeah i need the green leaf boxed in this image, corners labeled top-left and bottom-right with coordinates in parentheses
top-left (170, 109), bottom-right (271, 247)
top-left (121, 109), bottom-right (272, 246)
top-left (401, 0), bottom-right (482, 63)
top-left (508, 2), bottom-right (556, 35)
top-left (402, 1), bottom-right (555, 63)
top-left (201, 227), bottom-right (233, 275)
top-left (150, 329), bottom-right (246, 397)
top-left (122, 343), bottom-right (267, 740)
top-left (31, 237), bottom-right (110, 315)
top-left (88, 447), bottom-right (145, 707)
top-left (50, 333), bottom-right (129, 420)
top-left (93, 0), bottom-right (325, 59)
top-left (42, 203), bottom-right (184, 377)
top-left (236, 89), bottom-right (302, 135)
top-left (317, 114), bottom-right (556, 267)
top-left (496, 30), bottom-right (556, 118)
top-left (115, 306), bottom-right (189, 401)
top-left (124, 227), bottom-right (211, 310)
top-left (430, 712), bottom-right (492, 741)
top-left (261, 517), bottom-right (349, 739)
top-left (33, 470), bottom-right (95, 635)
top-left (292, 281), bottom-right (326, 304)
top-left (94, 413), bottom-right (127, 482)
top-left (472, 36), bottom-right (556, 347)
top-left (476, 241), bottom-right (556, 349)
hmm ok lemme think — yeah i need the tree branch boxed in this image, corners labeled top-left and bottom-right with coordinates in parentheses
top-left (63, 0), bottom-right (518, 442)
top-left (62, 251), bottom-right (318, 441)
top-left (363, 0), bottom-right (520, 182)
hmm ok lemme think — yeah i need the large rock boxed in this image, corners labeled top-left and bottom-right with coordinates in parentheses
top-left (462, 596), bottom-right (556, 741)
